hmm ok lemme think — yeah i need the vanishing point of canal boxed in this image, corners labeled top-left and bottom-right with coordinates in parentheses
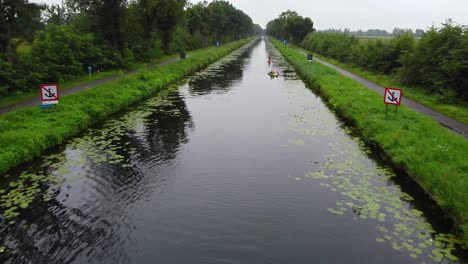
top-left (0, 39), bottom-right (466, 263)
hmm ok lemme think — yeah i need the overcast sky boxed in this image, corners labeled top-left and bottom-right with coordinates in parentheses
top-left (228, 0), bottom-right (468, 31)
top-left (32, 0), bottom-right (468, 31)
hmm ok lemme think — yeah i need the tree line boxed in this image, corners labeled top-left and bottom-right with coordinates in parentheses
top-left (267, 12), bottom-right (467, 102)
top-left (0, 0), bottom-right (261, 97)
top-left (301, 20), bottom-right (467, 102)
top-left (266, 10), bottom-right (315, 45)
top-left (320, 28), bottom-right (425, 38)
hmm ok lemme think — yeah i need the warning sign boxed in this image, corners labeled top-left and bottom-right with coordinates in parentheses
top-left (384, 88), bottom-right (403, 106)
top-left (40, 84), bottom-right (59, 104)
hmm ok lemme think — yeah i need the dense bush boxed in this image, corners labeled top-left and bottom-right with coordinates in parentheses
top-left (31, 25), bottom-right (103, 82)
top-left (300, 22), bottom-right (467, 101)
top-left (301, 32), bottom-right (415, 75)
top-left (399, 23), bottom-right (468, 100)
top-left (272, 12), bottom-right (464, 99)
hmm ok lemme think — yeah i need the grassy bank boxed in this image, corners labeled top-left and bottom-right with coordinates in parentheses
top-left (295, 47), bottom-right (468, 125)
top-left (0, 52), bottom-right (193, 109)
top-left (0, 37), bottom-right (254, 175)
top-left (271, 39), bottom-right (468, 245)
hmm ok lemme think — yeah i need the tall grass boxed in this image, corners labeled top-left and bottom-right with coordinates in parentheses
top-left (272, 38), bottom-right (468, 245)
top-left (0, 38), bottom-right (254, 175)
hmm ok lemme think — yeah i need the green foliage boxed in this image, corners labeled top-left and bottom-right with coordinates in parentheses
top-left (273, 38), bottom-right (468, 245)
top-left (0, 55), bottom-right (40, 96)
top-left (31, 24), bottom-right (103, 82)
top-left (301, 32), bottom-right (415, 75)
top-left (303, 52), bottom-right (468, 124)
top-left (131, 0), bottom-right (186, 51)
top-left (169, 26), bottom-right (194, 53)
top-left (399, 21), bottom-right (468, 101)
top-left (184, 0), bottom-right (259, 47)
top-left (300, 21), bottom-right (467, 102)
top-left (0, 0), bottom-right (258, 97)
top-left (266, 10), bottom-right (314, 45)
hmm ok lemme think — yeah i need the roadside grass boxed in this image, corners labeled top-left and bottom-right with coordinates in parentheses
top-left (272, 39), bottom-right (468, 245)
top-left (0, 49), bottom-right (195, 109)
top-left (295, 46), bottom-right (468, 125)
top-left (0, 38), bottom-right (254, 176)
top-left (0, 70), bottom-right (123, 109)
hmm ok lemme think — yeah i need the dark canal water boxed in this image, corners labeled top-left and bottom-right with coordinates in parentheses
top-left (0, 39), bottom-right (466, 263)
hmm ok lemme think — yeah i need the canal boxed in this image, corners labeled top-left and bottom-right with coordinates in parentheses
top-left (0, 39), bottom-right (465, 263)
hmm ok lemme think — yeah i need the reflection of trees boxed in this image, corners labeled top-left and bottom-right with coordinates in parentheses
top-left (0, 90), bottom-right (193, 264)
top-left (187, 45), bottom-right (252, 96)
top-left (127, 91), bottom-right (193, 163)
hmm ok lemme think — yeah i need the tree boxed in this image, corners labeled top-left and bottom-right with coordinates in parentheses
top-left (0, 0), bottom-right (44, 62)
top-left (266, 10), bottom-right (314, 45)
top-left (43, 4), bottom-right (69, 25)
top-left (31, 24), bottom-right (102, 82)
top-left (67, 0), bottom-right (125, 51)
top-left (186, 1), bottom-right (211, 47)
top-left (399, 20), bottom-right (468, 100)
top-left (207, 0), bottom-right (228, 41)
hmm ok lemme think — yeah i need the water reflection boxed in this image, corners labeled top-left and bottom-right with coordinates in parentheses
top-left (187, 45), bottom-right (252, 96)
top-left (0, 89), bottom-right (193, 263)
top-left (128, 91), bottom-right (192, 163)
top-left (0, 39), bottom-right (466, 264)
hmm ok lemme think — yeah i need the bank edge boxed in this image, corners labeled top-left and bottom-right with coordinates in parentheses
top-left (0, 37), bottom-right (255, 175)
top-left (271, 38), bottom-right (468, 245)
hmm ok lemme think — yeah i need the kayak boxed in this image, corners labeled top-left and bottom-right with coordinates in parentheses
top-left (268, 72), bottom-right (279, 77)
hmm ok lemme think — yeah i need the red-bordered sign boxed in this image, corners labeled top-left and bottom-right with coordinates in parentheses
top-left (384, 88), bottom-right (403, 106)
top-left (40, 84), bottom-right (59, 103)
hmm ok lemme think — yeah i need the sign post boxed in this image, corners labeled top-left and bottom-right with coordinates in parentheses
top-left (384, 87), bottom-right (403, 117)
top-left (40, 84), bottom-right (59, 109)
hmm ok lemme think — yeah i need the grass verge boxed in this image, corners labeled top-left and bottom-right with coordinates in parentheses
top-left (272, 39), bottom-right (468, 245)
top-left (294, 46), bottom-right (468, 125)
top-left (0, 50), bottom-right (196, 109)
top-left (0, 37), bottom-right (254, 175)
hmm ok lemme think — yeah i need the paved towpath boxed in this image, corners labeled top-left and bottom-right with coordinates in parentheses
top-left (0, 55), bottom-right (187, 116)
top-left (295, 49), bottom-right (467, 138)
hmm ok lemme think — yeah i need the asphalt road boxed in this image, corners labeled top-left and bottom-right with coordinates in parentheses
top-left (297, 49), bottom-right (467, 139)
top-left (0, 56), bottom-right (184, 116)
